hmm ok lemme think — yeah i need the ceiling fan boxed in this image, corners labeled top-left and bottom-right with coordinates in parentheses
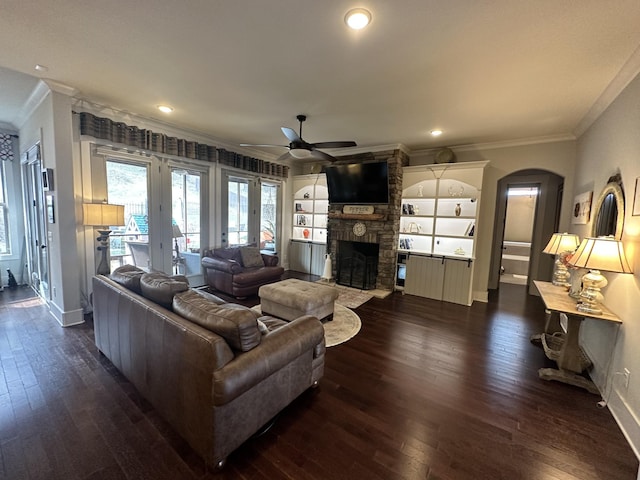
top-left (241, 114), bottom-right (357, 162)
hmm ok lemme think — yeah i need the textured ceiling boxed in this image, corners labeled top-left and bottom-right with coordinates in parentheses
top-left (1, 1), bottom-right (640, 154)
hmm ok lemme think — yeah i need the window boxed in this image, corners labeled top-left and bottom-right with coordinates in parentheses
top-left (227, 177), bottom-right (249, 246)
top-left (260, 182), bottom-right (278, 252)
top-left (106, 160), bottom-right (150, 270)
top-left (0, 160), bottom-right (8, 254)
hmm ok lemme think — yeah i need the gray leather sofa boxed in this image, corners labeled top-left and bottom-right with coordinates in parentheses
top-left (92, 266), bottom-right (325, 469)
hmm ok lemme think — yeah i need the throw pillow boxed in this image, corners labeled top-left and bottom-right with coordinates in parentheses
top-left (240, 246), bottom-right (265, 268)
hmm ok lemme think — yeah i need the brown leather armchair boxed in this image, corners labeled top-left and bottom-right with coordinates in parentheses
top-left (201, 245), bottom-right (284, 298)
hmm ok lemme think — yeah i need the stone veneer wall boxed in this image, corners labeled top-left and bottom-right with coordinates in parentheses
top-left (327, 149), bottom-right (409, 291)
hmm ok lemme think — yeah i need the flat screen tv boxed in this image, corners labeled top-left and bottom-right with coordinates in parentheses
top-left (324, 161), bottom-right (389, 204)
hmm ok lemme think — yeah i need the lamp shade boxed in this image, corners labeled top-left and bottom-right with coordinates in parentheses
top-left (83, 203), bottom-right (125, 227)
top-left (567, 236), bottom-right (633, 273)
top-left (172, 223), bottom-right (183, 238)
top-left (542, 232), bottom-right (580, 255)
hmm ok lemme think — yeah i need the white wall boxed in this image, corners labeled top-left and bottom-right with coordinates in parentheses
top-left (19, 85), bottom-right (83, 326)
top-left (572, 71), bottom-right (640, 459)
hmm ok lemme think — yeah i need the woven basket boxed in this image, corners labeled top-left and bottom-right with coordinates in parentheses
top-left (541, 332), bottom-right (592, 371)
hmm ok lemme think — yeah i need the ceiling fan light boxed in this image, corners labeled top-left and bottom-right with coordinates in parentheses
top-left (290, 148), bottom-right (312, 159)
top-left (345, 8), bottom-right (371, 30)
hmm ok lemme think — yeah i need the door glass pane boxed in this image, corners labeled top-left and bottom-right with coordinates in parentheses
top-left (260, 182), bottom-right (278, 252)
top-left (228, 178), bottom-right (248, 246)
top-left (106, 161), bottom-right (149, 270)
top-left (0, 161), bottom-right (7, 254)
top-left (172, 168), bottom-right (201, 275)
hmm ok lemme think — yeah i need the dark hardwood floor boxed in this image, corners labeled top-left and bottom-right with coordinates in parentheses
top-left (0, 280), bottom-right (637, 479)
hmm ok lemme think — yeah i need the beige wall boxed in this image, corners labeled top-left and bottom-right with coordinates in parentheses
top-left (573, 72), bottom-right (640, 458)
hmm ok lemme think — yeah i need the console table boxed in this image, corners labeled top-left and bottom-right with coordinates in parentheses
top-left (533, 280), bottom-right (621, 394)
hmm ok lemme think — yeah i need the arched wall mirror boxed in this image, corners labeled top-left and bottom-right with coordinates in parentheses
top-left (591, 180), bottom-right (625, 239)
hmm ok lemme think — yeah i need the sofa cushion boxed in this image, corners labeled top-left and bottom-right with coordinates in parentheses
top-left (240, 246), bottom-right (265, 268)
top-left (213, 246), bottom-right (242, 263)
top-left (110, 265), bottom-right (145, 294)
top-left (191, 288), bottom-right (226, 305)
top-left (173, 290), bottom-right (261, 351)
top-left (140, 272), bottom-right (189, 309)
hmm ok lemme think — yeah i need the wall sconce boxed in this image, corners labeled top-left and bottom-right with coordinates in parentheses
top-left (83, 203), bottom-right (125, 275)
top-left (542, 232), bottom-right (580, 286)
top-left (567, 236), bottom-right (633, 314)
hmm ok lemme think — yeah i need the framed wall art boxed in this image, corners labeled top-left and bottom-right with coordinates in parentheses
top-left (46, 194), bottom-right (55, 223)
top-left (571, 191), bottom-right (593, 224)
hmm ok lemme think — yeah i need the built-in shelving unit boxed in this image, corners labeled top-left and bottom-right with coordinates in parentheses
top-left (289, 174), bottom-right (328, 275)
top-left (397, 161), bottom-right (488, 305)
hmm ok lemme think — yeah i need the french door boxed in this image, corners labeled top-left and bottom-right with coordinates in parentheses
top-left (21, 143), bottom-right (50, 300)
top-left (221, 171), bottom-right (281, 253)
top-left (96, 151), bottom-right (207, 284)
top-left (171, 166), bottom-right (205, 284)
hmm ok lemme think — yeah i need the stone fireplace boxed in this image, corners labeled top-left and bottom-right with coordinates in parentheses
top-left (326, 149), bottom-right (408, 291)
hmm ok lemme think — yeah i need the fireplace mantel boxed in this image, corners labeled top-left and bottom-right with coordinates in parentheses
top-left (328, 212), bottom-right (387, 221)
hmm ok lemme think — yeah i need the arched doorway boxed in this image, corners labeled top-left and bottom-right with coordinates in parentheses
top-left (488, 169), bottom-right (564, 295)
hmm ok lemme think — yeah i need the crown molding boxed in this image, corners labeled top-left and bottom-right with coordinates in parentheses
top-left (574, 43), bottom-right (640, 137)
top-left (411, 133), bottom-right (576, 156)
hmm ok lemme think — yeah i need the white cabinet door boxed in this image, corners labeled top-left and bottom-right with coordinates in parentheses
top-left (404, 255), bottom-right (445, 300)
top-left (289, 240), bottom-right (312, 273)
top-left (442, 258), bottom-right (474, 306)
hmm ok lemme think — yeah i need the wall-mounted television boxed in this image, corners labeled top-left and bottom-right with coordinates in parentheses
top-left (324, 162), bottom-right (389, 204)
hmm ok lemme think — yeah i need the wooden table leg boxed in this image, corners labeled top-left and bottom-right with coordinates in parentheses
top-left (538, 315), bottom-right (598, 394)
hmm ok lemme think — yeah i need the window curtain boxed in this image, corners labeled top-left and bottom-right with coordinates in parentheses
top-left (0, 133), bottom-right (15, 162)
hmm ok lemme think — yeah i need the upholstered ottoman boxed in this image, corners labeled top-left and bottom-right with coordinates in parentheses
top-left (259, 278), bottom-right (339, 322)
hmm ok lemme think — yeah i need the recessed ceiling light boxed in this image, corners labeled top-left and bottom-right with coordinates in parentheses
top-left (157, 105), bottom-right (174, 113)
top-left (345, 8), bottom-right (371, 30)
top-left (430, 129), bottom-right (443, 137)
top-left (34, 64), bottom-right (49, 72)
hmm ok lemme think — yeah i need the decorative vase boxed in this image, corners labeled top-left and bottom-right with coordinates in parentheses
top-left (303, 228), bottom-right (310, 239)
top-left (455, 203), bottom-right (462, 217)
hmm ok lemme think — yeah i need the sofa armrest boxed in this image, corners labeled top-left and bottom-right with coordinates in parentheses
top-left (213, 315), bottom-right (324, 405)
top-left (261, 253), bottom-right (279, 267)
top-left (201, 256), bottom-right (243, 274)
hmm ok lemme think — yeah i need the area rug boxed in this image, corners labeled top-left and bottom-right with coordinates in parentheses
top-left (252, 303), bottom-right (361, 347)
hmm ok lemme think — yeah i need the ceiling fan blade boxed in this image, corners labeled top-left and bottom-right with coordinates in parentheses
top-left (277, 151), bottom-right (293, 162)
top-left (310, 149), bottom-right (337, 162)
top-left (312, 141), bottom-right (357, 149)
top-left (240, 143), bottom-right (288, 148)
top-left (281, 127), bottom-right (301, 143)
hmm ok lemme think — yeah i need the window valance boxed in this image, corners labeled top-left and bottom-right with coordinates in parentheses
top-left (0, 133), bottom-right (16, 162)
top-left (78, 112), bottom-right (288, 178)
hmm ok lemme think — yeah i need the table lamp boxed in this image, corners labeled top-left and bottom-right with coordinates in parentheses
top-left (83, 203), bottom-right (125, 275)
top-left (542, 232), bottom-right (580, 286)
top-left (567, 236), bottom-right (633, 315)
